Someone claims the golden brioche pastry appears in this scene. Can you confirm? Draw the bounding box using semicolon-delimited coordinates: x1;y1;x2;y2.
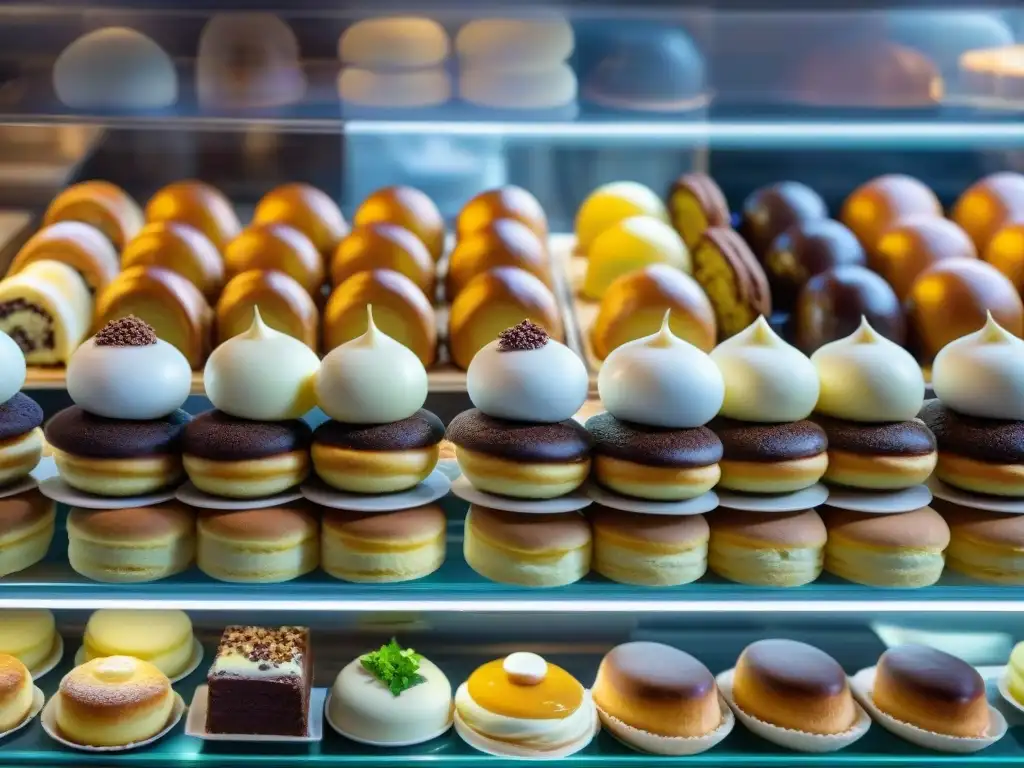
121;221;225;302
253;182;347;258
95;265;213;368
331;223;435;297
591;263;716;357
952;172;1024;253
456;186;548;241
324;269;437;365
445;218;551;301
10;222;119;293
145;180;242;251
216;269;319;349
984;222;1024;295
224;222;326;301
871;217;977;301
56;656;174;747
43;180;143;250
583;216;690;301
906;259;1024;362
448;266;564;370
0;653;33;732
354;185;445;261
840;174;942;251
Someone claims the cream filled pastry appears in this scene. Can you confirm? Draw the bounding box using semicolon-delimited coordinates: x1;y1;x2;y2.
810;318;936;490
312;306;442;493
0;331;43;487
447;321;592;499
45;317;192;496
585;312;723;500
455;652;596;757
709;317;827;493
923;314;1024;495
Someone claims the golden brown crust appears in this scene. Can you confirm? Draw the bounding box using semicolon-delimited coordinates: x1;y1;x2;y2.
253;182;348;258
456;186;548;241
708;508;827;547
840;174;942;251
445;218;551;301
11;222;120;293
353;185;445;262
323;268;437;365
145;180;242;251
224;223;326;300
0;653;30;706
821;505;950;549
198;504;317;542
121;221;226;302
468;504;590;552
824;449;937;490
331;223;435;296
692;227;771;340
68;502;195;543
322;503;445;543
0;490;55;536
43;181;143;251
871;218;977;301
589;505;709;545
59;657;170;719
215;269;319;348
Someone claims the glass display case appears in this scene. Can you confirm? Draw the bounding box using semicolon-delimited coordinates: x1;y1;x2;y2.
0;1;1023;766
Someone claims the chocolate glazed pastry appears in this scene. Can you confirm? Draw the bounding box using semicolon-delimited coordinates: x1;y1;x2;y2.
692;227;772;341
764;219;866;312
667;173;730;250
709;417;828;493
740;182;828;260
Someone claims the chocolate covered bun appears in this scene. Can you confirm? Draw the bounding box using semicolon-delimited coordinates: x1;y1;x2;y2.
447;408;593;463
314;410;444;452
46;406;191;458
692;227;771;340
764;219;866;311
741;181;828;259
183;410;312;461
586;412;722;468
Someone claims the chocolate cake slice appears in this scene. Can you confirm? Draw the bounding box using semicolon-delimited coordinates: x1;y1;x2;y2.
206;626;311;736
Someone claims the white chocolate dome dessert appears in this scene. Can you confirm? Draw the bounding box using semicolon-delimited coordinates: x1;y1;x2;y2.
467;320;588;423
711;316;818;423
204;308;320;421
328;639;453;746
599;312;724;428
0;329;26;404
811;318;925;423
315;306;428;424
932;313;1024;421
66;316;192;420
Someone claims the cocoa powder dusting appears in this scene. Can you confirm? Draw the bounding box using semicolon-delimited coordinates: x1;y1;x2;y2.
94;316;157;347
498;320;548;351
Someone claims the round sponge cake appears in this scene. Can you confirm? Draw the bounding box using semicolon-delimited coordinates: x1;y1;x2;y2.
198;504;318;583
0;653;33;731
83;609;194;680
590;506;708;586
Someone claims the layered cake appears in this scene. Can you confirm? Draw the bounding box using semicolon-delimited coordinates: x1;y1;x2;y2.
206;625;311;736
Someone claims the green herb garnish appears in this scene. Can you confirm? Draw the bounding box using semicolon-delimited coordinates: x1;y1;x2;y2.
361;638;425;696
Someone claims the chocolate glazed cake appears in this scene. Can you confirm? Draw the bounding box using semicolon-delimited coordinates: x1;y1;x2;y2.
206;626;311;736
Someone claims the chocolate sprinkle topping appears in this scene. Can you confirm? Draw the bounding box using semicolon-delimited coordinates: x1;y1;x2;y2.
217;626;307;667
498;320;548;351
94;315;157;347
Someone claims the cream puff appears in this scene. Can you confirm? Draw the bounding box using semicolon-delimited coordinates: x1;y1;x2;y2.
81;609;195;679
589;506;708;586
810;318;937;489
0;330;43;488
197;504;318;583
313;306;443;493
448;320;591;499
46;317;193;496
455;652;596;757
184;309;318;498
924;314;1024;496
708;508;826;586
0;491;55;578
709;317;827;493
588;312;723;500
0;653;34;731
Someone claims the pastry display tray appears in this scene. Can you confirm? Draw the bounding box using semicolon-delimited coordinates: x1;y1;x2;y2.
2;640;1022;767
1;500;1020;612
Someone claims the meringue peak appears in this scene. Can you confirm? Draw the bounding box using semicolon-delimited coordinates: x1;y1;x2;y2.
850;316;884;344
978;312;1017;344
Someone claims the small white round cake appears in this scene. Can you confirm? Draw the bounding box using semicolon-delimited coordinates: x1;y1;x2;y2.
329;654;452;745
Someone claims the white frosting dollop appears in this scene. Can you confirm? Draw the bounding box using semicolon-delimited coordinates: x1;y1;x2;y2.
316;306;428;424
67;327;192;420
0;329;26;403
711;316;819;422
467;323;588;423
598;312;724;428
933;313;1024;420
503;652;548;685
812;317;925;423
204;308;320;421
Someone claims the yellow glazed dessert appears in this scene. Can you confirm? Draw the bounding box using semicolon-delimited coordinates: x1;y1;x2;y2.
583;216;690;300
575;182;668;257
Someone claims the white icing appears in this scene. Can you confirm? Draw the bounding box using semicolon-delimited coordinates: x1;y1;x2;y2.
94;656;137;681
212;648;303;679
455;683;594;750
466;331;588;424
504;652;547;685
711;316;819;422
598;312;724;428
812;318;925;423
0;329;26;403
204;308;320;421
316;306;428;424
66;332;191;420
932;313;1024;420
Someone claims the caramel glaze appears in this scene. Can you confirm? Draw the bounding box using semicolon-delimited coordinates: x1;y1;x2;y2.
600;642;714;701
741;639;846;697
878;645;984;704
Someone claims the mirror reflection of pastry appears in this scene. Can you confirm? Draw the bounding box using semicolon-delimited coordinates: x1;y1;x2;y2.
339;17;449;69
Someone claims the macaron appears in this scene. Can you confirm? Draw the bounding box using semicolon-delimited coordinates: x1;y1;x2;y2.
589;505;708;586
708;508;826;586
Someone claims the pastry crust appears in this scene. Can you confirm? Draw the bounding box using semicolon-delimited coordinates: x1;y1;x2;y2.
11;222;120;293
692;227;771;340
456;446;590;499
331;223;435;297
253;182;347;259
456;186;548;241
311;443;440;494
122;221;225;302
145;180;241;251
445;218;551;301
216;269;319;349
353;185;445;262
224;223;326;301
43;181;143;251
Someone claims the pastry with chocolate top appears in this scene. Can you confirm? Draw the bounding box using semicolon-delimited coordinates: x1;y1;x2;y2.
810;319;936;489
938;498;1024;584
692;227;771;341
740;181;827;259
314;307;443;493
0;329;43;488
47;317;194;496
668;173;729;251
765;219;866;311
206;626;312;736
449;320;590;499
198;504;318;583
590;313;723;499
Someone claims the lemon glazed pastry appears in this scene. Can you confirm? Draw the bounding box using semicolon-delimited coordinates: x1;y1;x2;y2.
81;609;195;680
45;316;193;496
456;652;596;757
313;306;443;494
810;318;937;490
924;314;1024;496
709;317;828;493
0;653;34;732
587;312;723;500
0;330;43;488
185;309;318;498
447;320;592;499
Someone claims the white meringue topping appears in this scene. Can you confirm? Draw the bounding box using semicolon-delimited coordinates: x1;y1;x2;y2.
316;305;428;424
932;313;1024;421
812;317;925;423
0;329;26;404
599;311;724;428
711;316;819;422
